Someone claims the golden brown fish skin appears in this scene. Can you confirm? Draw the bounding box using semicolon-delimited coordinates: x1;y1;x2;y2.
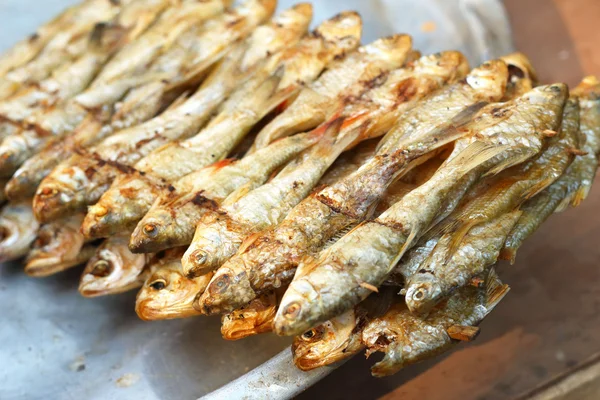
249;34;417;152
0;0;126;99
292;288;396;370
135;248;213;321
0;201;39;262
362;270;508;377
404;210;521;315
81;4;315;238
273;84;567;336
129;131;323;254
221;292;278;340
78;235;152;297
24;213;89;277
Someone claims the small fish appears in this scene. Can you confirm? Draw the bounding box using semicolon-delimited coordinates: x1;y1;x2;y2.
128;131;328;254
274;84;567;336
81;4;314;238
501;76;600;261
292;288;396;371
135;247;213;320
220;292;279;340
0;201;39;262
24;213;93;277
362;269;508;377
78;235;153;297
404;210;521;315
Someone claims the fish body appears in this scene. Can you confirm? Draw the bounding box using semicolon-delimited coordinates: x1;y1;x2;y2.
78;235;152;297
274;84;567;336
135;247;213;320
25;213;93;277
0;201;39;262
362;270;508;377
81;4;315;237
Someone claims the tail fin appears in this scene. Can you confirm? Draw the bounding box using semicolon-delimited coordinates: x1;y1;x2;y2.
484;267;510;315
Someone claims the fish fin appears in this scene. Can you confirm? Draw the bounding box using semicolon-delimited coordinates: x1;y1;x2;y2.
498;247;517;265
237;231;262;255
522;177;555;201
448;141;511;177
167;47;231;92
223;182;255;206
483;149;536;177
323;222;361;250
444;220;478;262
447;325;480;342
387;225;418;273
162;90;191;112
484;268;510;314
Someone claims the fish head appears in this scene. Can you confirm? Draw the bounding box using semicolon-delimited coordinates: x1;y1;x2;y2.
33;159;89;222
79;237;148;297
315;11;362;55
525;83;569;107
273;277;323;336
136;248;210;320
292;308;362;371
195;257;257;315
129;200;187;253
404;273;443;315
466;59;509;102
82;174;158;239
181;214;235;277
0;202;38;262
220;293;277;340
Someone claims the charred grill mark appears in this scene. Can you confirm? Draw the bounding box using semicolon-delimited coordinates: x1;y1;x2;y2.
84;166;96;180
119;187;138;199
135;133;164;149
394;77;419;104
191;192;219;210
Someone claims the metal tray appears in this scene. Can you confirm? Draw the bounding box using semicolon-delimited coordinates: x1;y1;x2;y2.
0;1;512;398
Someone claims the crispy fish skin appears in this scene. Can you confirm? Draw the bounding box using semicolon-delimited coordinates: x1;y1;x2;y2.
78;235;152;297
24;213;90;277
293;288;396;371
135;247;213;320
362;270;508;377
404;210;521;315
0;0;126;99
273;84;567;336
0;201;39;262
129;130;327;254
128;13;364;253
501;77;600;261
33;0;276;223
221;292;278;340
81;4;315;238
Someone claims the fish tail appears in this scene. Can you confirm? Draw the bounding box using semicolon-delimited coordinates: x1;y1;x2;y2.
522;177;555;201
554;195;572;213
483;149;535;177
484;268;510;314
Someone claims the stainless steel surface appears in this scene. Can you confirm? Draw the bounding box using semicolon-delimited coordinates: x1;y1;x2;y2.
0;1;512;399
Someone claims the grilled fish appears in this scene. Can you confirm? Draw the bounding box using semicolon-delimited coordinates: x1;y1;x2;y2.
78;235;152;297
135;247;212;320
362;269;508;377
221;292;279;340
81;4;315;237
274;84;567;336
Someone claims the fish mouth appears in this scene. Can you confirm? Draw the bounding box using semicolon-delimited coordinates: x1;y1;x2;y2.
135;298;200;321
196;267;255;315
24;257;78;277
33;184;74;222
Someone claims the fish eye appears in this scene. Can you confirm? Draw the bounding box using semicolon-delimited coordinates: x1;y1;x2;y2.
283;302;301;320
193;250;208;265
143;223;158;237
149;279;167;291
90;260;112;277
300;326;324;341
301;329;315;340
413;288;425;301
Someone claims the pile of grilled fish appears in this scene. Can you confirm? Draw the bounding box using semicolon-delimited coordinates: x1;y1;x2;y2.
1;0;598;377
